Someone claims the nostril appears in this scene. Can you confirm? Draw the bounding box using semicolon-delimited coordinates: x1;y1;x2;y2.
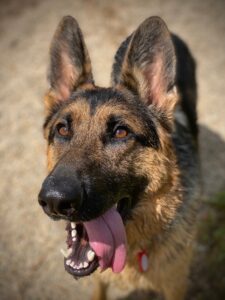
38;171;83;217
39;199;47;207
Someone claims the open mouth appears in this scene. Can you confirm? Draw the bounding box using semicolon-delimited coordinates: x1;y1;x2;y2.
60;205;128;278
62;222;99;278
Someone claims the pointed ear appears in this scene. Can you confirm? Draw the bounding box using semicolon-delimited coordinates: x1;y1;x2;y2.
45;16;94;110
112;17;177;113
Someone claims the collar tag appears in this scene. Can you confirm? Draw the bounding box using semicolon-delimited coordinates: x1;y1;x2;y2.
137;250;149;272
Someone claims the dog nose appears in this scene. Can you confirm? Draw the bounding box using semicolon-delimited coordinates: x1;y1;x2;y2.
38;167;83;218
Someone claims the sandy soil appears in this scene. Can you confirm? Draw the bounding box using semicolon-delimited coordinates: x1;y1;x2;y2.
0;0;225;299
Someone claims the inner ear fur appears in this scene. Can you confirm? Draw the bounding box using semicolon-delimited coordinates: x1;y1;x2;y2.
112;16;178;115
46;16;94;112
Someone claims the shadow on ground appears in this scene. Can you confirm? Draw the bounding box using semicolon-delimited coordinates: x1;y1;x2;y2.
199;126;225;198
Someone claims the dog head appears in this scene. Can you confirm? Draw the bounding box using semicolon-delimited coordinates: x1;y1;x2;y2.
38;16;178;278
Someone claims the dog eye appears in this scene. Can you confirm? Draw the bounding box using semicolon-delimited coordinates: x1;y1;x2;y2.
113;127;129;139
56;123;71;138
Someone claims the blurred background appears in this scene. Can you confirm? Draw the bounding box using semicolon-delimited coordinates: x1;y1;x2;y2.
0;0;225;299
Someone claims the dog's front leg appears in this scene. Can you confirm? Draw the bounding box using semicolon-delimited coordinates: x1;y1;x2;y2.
92;279;108;300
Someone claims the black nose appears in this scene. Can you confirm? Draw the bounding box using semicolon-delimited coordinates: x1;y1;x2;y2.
38;166;83;218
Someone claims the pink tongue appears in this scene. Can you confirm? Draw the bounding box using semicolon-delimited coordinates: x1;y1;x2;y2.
84;207;127;273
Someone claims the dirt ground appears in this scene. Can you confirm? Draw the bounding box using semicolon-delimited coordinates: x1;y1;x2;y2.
0;0;225;299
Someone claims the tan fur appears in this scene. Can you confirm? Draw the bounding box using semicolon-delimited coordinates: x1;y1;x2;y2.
44;91;197;300
90;111;194;300
42;16;199;300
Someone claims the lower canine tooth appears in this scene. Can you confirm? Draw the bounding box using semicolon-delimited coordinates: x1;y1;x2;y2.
83;262;88;268
72;237;76;242
60;248;68;258
60;248;72;258
66;259;71;265
87;250;95;262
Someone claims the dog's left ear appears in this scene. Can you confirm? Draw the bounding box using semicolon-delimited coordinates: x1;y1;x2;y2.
45;16;94;111
112;17;177;115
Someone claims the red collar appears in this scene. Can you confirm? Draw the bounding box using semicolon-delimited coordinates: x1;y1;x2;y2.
137;250;149;272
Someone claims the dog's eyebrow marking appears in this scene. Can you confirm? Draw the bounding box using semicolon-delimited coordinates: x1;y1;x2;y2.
44;113;55;130
72;88;128;116
43;99;75;130
43;102;67;129
106;114;126;128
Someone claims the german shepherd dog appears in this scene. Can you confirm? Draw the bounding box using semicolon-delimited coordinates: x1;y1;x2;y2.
38;16;200;300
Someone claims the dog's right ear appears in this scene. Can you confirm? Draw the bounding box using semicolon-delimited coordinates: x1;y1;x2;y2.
45;16;94;112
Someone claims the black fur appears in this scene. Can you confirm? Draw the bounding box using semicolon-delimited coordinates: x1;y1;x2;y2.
44;87;160;150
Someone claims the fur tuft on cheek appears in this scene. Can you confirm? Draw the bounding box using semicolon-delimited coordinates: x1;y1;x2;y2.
47;146;56;172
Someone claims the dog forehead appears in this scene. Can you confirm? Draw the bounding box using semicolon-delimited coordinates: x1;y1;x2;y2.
75;87;127;107
68;88;132;120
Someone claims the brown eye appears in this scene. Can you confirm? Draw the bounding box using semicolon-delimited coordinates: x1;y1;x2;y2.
57;123;70;137
114;127;129;139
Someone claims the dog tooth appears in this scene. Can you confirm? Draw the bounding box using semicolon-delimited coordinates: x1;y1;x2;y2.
83;262;88;268
60;248;68;258
70;261;75;267
87;250;95;262
71;229;77;237
71;222;76;229
66;259;71;265
60;248;73;258
72;237;76;242
78;263;82;269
